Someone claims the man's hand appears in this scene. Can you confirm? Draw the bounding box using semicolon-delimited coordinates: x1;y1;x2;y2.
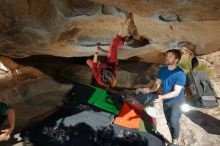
154;95;162;103
0;128;12;141
0;133;10;141
1;128;12;135
140;88;151;94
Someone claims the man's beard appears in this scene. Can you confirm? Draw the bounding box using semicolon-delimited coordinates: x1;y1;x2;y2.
165;60;176;65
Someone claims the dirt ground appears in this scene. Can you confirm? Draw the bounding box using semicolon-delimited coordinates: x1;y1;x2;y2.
156;101;220;146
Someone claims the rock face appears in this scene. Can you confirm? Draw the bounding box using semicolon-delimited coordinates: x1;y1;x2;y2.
59;64;93;85
58;61;159;88
0;56;72;130
14;55;159;88
0;0;220;63
117;61;159;88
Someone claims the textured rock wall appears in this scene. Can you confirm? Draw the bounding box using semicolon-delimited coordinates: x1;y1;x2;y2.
0;56;72;130
0;0;219;63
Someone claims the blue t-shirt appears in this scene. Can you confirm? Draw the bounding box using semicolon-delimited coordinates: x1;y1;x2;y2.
158;66;186;103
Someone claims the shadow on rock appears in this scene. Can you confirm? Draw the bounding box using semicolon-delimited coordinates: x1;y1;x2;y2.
185;110;220;135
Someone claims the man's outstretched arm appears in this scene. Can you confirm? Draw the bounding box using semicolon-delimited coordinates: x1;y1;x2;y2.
158;85;183;100
150;79;162;92
118;23;125;36
7;108;15;134
140;79;162;94
118;16;129;36
92;46;99;63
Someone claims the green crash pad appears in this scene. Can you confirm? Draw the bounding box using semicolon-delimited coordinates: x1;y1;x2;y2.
88;86;119;115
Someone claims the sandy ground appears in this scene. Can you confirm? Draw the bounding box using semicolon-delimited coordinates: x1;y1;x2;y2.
156;101;220;146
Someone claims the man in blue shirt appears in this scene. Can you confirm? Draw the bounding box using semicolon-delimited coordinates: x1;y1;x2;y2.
139;49;186;146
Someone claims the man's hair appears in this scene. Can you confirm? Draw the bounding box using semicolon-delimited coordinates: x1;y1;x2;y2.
166;49;182;63
101;68;117;87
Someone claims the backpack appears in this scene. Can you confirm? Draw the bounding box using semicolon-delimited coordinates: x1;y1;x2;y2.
188;70;218;108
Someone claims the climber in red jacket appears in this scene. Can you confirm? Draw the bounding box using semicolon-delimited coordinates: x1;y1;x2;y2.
87;18;132;88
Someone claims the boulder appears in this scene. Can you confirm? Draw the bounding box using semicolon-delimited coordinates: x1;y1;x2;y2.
0;56;72;130
59;64;93;85
0;0;219;63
